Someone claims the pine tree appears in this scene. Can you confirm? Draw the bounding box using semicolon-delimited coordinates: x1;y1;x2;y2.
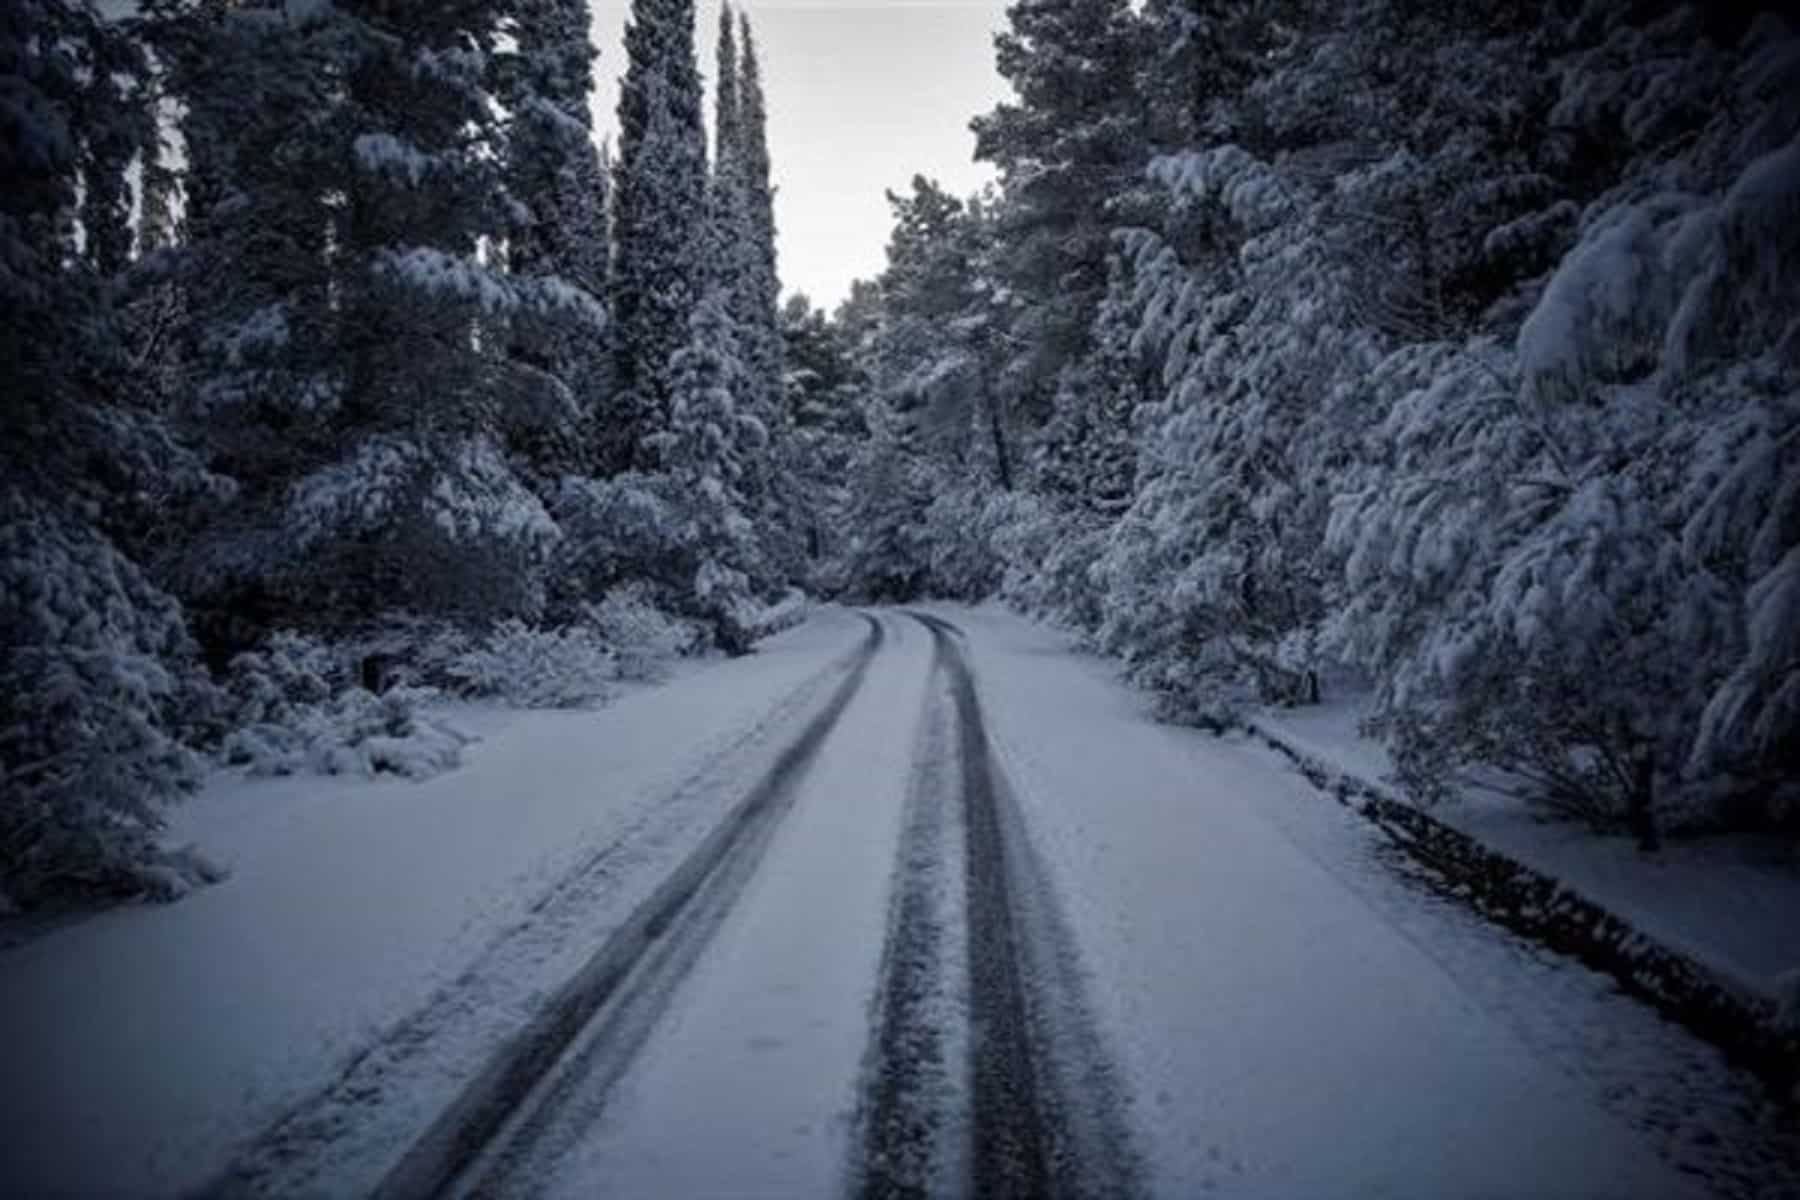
146;0;351;657
1034;256;1141;520
500;0;612;489
971;0;1146;412
610;0;708;473
2;0;216;907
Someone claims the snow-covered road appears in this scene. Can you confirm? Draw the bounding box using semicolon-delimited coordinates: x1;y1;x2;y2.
5;606;1786;1197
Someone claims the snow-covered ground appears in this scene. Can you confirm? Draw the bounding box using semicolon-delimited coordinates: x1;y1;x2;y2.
937;605;1745;1198
507;615;939;1198
0;609;870;1197
1247;696;1800;999
4;605;1793;1198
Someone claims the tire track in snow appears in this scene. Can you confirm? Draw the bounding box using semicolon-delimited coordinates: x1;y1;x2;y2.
857;611;1139;1199
855;619;964;1199
369;613;885;1200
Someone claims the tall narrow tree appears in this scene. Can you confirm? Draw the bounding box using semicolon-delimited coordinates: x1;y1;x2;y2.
736;14;783;420
713;3;741;175
610;0;708;472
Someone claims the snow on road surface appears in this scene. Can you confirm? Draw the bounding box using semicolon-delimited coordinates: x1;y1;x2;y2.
5;604;1788;1198
474;613;937;1198
924;604;1735;1199
0;609;873;1198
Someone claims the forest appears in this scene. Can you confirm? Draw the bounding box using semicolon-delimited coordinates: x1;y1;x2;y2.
4;0;1798;911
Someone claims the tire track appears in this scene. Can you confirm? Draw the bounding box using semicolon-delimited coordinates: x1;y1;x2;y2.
858;611;1139;1199
367;612;886;1200
856;625;964;1199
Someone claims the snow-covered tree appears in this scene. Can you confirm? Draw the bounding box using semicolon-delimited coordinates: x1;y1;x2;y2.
1324;9;1800;838
734;15;784;428
2;1;218;906
778;294;868;576
499;0;613;490
972;0;1147;414
646;290;765;651
610;0;707;472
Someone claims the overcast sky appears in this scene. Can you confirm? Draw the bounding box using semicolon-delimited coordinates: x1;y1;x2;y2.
589;0;1012;310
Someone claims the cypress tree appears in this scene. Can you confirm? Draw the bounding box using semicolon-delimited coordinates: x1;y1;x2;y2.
610;0;708;472
736;14;783;422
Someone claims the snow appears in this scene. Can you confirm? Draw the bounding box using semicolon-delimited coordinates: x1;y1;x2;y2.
375;246;522;314
1245;693;1800;1000
926;604;1712;1198
0;609;871;1198
353;132;441;187
525;614;937;1198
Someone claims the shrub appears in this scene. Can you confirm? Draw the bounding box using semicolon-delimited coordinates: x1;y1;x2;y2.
444;619;619;708
221;633;473;779
581;583;696;681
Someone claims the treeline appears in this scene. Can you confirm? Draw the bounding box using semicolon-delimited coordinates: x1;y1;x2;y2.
830;0;1800;844
2;0;803;906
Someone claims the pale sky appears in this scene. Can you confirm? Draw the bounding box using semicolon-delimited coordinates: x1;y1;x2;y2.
589;0;1013;309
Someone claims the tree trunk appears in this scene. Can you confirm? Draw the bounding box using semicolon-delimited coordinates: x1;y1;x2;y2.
987;397;1013;492
1629;745;1660;853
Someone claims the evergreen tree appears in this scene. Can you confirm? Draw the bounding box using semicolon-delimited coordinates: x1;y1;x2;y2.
500;0;612;489
735;15;783;422
2;0;216;906
780;295;869;571
610;0;708;473
647;290;764;651
971;0;1147;413
713;3;741;173
146;0;352;658
733;16;799;583
1033;255;1142;520
701;1;751;305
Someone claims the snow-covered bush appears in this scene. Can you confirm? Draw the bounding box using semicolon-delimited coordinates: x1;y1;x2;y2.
222;685;472;780
581;583;697;682
744;587;811;640
220;632;473;778
445;619;619;708
224;630;339;726
0;493;221;906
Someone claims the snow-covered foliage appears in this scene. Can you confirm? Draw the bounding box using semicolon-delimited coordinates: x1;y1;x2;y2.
647;289;768;652
1;3;222;907
837;0;1800;840
582;583;697;682
1;0;806;910
444;620;619;710
219;631;472;778
0;493;214;905
609;0;709;474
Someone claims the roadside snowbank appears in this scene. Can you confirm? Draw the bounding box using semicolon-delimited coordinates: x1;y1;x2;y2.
1248;696;1800;1001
